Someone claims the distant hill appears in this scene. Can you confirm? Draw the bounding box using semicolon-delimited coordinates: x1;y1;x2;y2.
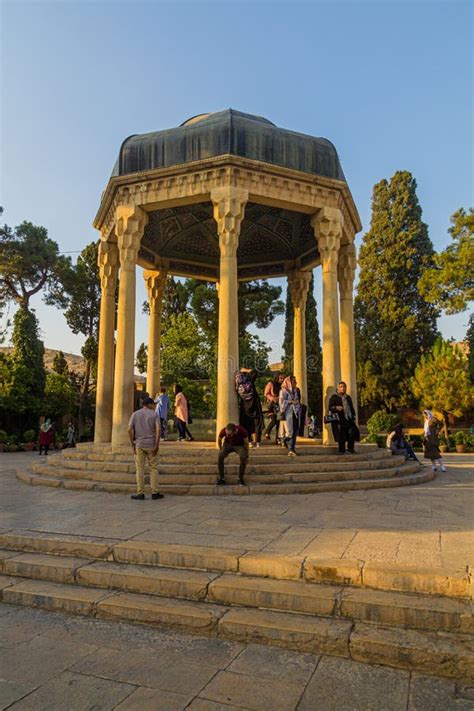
0;347;147;382
0;347;86;375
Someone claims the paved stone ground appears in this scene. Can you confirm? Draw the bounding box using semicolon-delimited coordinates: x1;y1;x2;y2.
1;452;473;568
0;452;473;710
1;605;473;710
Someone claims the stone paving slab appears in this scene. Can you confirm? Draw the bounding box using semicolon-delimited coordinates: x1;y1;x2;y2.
0;604;472;710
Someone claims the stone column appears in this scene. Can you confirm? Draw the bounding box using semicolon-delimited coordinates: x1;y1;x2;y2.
94;241;118;443
211;186;248;440
338;242;358;416
143;269;167;399
111;205;148;446
287;269;311;406
311;207;343;444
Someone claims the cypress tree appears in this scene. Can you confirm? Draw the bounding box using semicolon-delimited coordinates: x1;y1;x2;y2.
283;272;322;414
354;171;439;412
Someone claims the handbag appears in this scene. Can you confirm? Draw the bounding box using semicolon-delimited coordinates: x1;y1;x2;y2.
324;412;339;424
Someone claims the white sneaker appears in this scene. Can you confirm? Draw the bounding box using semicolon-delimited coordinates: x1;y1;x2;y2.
432;465;437;472
441;466;446;472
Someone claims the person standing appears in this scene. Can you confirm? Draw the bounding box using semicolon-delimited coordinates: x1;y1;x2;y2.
127;397;164;500
217;422;249;486
174;384;194;441
423;410;446;473
235;369;264;447
155;387;170;440
66;422;76;448
279;375;301;457
38;419;54;455
263;373;284;442
328;382;357;454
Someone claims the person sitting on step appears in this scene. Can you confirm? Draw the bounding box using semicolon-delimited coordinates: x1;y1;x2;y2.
217;423;249;486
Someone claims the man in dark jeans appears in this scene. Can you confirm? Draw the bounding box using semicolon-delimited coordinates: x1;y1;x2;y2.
328;381;357;454
217;423;249;486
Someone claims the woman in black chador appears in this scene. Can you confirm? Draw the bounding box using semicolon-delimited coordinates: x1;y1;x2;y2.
235;370;264;448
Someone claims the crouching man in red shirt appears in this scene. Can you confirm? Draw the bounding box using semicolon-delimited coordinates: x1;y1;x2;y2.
217;423;249;486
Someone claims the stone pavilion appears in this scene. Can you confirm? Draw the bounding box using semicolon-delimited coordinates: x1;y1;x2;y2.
93;110;361;445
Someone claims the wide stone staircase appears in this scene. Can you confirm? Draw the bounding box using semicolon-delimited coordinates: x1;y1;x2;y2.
17;441;433;495
0;529;472;680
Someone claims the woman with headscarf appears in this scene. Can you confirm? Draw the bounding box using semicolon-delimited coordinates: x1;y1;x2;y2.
422;410;446;472
263;372;284;442
235;369;264;447
278;375;301;457
38;419;54;455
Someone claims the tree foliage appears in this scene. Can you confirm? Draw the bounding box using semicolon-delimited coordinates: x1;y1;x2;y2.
411;338;472;437
43;372;77;420
0;309;45;429
160;311;211;382
62;241;101;342
135;342;148;375
466;313;474;384
418;208;474;314
52;350;69;376
283;273;322;414
355;171;439;412
0;219;71;310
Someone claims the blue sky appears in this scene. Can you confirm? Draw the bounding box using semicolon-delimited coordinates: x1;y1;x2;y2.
1;0;472;362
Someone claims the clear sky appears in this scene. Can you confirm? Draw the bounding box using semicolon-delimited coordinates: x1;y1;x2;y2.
1;0;472;362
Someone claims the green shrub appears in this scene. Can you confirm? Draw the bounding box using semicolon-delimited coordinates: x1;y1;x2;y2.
362;433;384;447
81;426;93;441
367;411;400;436
454;431;466;445
448;435;456;449
409;434;423;450
0;430;7;443
22;429;36;443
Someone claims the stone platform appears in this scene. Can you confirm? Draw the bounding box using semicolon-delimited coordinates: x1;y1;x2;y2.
17;441;431;496
2;452;473;698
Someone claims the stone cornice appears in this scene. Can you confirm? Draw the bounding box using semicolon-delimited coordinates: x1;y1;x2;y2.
94;155;361;241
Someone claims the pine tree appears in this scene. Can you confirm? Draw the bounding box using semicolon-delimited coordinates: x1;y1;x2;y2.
419;207;474;315
411;338;472;441
283;273;322;414
355;171;439;412
135;343;148;375
0;309;46;429
52;350;69;376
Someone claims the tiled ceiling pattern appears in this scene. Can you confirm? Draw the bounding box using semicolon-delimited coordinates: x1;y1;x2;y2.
139;202;319;278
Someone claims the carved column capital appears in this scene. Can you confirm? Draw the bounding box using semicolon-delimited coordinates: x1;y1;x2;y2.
115;205;148;270
98;241;119;296
338;243;357;299
211;187;248;257
311;206;344;272
288;269;311;309
143;269;167;312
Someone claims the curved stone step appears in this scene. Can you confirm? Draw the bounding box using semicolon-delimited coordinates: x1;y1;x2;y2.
17;465;432;495
47;453;401;476
31;459;409;485
61;443;383;463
